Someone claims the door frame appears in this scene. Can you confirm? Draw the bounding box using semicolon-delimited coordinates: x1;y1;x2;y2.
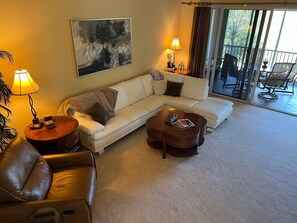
208;6;274;103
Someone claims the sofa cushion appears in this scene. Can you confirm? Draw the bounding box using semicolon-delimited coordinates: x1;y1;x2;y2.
116;106;149;122
109;83;130;111
139;74;154;96
191;97;233;120
74;115;105;135
162;72;184;83
91;116;130;140
153;79;167;95
164;81;183;97
121;77;147;104
132;96;165;112
180;76;209;100
150;95;174;103
0;138;52;202
85;102;111;125
167;97;199;111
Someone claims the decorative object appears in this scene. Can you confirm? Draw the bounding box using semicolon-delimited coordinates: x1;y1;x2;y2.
11;68;43;129
168;37;181;70
71;18;132;77
149;70;164;81
0;50;18;152
262;60;268;70
165;111;177;124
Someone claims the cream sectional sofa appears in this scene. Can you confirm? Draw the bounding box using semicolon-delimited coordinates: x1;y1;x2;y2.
58;71;233;154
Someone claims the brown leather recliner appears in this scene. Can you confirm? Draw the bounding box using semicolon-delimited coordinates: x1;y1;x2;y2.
0;137;97;223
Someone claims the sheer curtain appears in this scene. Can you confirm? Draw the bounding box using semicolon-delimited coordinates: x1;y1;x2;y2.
189;7;211;78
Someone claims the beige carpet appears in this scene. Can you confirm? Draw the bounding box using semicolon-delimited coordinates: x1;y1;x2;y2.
92;101;297;223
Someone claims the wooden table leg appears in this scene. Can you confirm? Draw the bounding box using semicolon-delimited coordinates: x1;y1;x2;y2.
162;133;167;159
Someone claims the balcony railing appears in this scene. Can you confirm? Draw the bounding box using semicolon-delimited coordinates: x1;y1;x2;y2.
223;44;297;68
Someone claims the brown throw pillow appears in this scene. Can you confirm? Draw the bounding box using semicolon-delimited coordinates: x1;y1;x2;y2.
164;81;183;97
86;103;111;125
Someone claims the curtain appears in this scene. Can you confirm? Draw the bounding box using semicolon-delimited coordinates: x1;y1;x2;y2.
189;7;211;78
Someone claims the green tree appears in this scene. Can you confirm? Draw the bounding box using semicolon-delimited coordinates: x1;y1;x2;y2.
225;10;252;46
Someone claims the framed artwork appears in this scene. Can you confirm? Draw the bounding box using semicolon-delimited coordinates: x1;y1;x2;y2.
71;18;132;77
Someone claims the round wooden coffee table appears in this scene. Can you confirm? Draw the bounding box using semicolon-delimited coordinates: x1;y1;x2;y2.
146;108;207;158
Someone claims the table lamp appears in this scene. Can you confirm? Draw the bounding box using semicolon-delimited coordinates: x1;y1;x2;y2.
169;37;182;69
11;68;43;129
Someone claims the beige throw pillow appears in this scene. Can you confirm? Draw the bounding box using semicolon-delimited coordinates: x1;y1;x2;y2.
152;79;167;95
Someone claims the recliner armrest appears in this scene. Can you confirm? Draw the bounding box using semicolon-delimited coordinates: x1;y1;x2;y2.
44;151;96;171
0;197;92;223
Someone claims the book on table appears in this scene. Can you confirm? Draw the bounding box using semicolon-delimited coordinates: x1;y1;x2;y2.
172;118;195;129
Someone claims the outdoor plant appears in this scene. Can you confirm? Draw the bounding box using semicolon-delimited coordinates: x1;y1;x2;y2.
0;50;16;150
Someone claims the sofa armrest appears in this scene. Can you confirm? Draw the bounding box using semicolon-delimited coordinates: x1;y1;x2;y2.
0;198;92;223
44;151;96;171
75;116;105;135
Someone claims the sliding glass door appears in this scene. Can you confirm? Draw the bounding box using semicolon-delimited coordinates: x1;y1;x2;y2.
251;10;297;115
207;7;297;116
208;8;271;102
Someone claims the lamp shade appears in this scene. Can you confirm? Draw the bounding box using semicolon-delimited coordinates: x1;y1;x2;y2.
11;69;39;96
169;37;181;50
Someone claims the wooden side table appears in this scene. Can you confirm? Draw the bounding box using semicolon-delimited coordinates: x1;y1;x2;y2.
24;116;80;155
167;69;192;75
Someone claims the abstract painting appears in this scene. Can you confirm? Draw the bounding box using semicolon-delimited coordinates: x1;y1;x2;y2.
71;18;132;76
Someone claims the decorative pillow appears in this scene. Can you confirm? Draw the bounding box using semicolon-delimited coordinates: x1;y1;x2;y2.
85;103;111;125
150;70;164;80
152;79;167;95
164;81;184;97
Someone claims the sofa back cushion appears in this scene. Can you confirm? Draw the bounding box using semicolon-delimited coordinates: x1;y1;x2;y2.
162;72;185;83
0;138;52;203
139;74;154;96
109;83;130;111
121;77;147;104
180;76;209;100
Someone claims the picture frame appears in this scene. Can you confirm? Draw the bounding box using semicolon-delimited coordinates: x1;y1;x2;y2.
70;18;132;77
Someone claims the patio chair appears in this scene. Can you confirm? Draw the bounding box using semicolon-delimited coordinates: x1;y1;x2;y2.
273;63;297;95
221;53;243;93
257;62;295;101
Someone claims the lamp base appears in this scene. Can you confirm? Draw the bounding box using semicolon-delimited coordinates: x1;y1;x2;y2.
30;118;44;130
